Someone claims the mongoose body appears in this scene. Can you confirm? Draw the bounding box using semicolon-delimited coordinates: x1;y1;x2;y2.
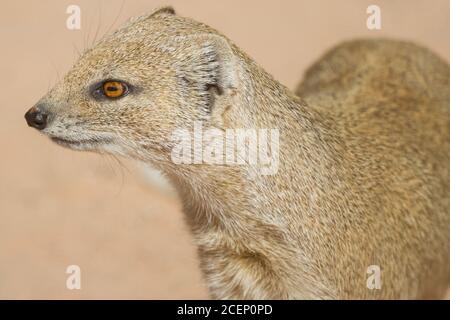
25;8;450;299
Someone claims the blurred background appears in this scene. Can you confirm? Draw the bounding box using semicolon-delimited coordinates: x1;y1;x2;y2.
1;0;449;299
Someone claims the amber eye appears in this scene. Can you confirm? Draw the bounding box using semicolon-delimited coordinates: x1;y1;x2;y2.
102;81;128;99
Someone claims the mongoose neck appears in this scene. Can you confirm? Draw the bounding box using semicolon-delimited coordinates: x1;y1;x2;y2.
164;55;338;236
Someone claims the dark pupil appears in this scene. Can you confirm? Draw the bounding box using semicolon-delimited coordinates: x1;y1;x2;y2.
106;85;118;91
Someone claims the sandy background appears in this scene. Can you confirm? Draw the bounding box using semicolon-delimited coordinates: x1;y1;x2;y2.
1;0;449;299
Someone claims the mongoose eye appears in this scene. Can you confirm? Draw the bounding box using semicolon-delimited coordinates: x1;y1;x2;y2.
99;80;129;99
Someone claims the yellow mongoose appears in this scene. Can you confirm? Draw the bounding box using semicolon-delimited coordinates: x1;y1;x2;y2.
25;7;450;299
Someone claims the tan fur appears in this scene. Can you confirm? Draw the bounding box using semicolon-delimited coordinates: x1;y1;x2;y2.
26;7;450;299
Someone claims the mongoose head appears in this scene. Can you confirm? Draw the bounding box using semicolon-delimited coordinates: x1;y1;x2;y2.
25;7;240;166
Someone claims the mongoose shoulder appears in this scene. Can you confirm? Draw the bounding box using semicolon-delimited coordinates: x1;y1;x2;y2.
25;8;450;299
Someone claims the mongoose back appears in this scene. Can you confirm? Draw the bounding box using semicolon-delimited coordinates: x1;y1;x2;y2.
25;7;450;299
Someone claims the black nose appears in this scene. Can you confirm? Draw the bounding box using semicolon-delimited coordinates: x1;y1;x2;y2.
25;106;48;130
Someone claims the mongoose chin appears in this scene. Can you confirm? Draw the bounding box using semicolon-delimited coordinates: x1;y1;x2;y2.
25;7;450;299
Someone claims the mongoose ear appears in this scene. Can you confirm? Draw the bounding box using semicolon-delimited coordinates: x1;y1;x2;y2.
124;7;176;29
201;34;239;95
150;6;176;17
178;34;239;108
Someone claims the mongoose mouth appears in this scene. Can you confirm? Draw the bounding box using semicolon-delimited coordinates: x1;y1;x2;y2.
50;136;112;148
